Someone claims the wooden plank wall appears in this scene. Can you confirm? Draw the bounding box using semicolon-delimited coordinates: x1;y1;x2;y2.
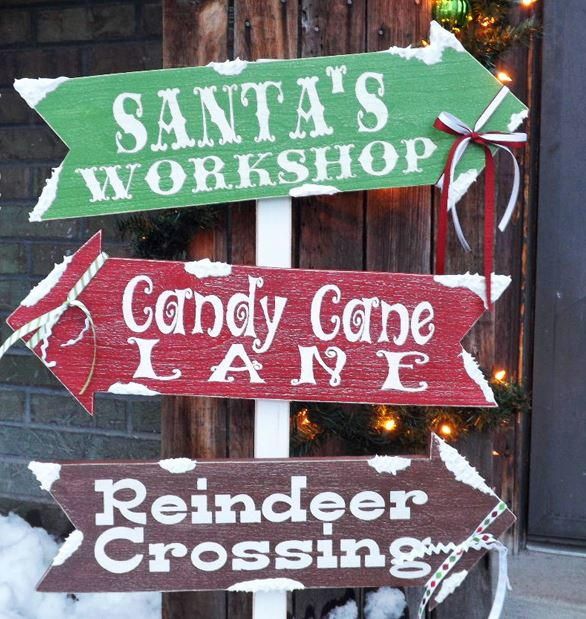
160;1;536;617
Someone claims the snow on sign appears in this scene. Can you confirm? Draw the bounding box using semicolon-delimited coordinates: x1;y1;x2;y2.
29;435;515;614
15;22;527;222
4;233;510;415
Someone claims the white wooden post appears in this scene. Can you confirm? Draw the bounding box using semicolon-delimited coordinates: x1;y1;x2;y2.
253;197;292;619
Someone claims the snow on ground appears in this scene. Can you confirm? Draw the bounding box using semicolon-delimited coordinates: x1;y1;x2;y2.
326;587;406;619
0;513;160;619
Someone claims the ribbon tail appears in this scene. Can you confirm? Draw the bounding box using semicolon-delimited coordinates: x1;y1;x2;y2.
436;137;467;274
497;146;522;232
450;205;472;252
68;299;97;396
487;542;510;619
484;147;496;311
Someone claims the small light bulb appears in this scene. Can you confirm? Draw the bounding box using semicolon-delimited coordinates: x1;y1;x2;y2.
479;16;496;27
439;423;453;437
383;418;397;432
494;369;507;382
520;0;537;7
497;71;513;84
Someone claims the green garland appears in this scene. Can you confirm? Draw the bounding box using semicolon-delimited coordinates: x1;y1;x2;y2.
291;377;530;456
118;207;219;260
434;0;540;71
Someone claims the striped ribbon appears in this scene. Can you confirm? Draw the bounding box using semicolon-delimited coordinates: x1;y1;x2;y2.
434;86;527;310
0;252;107;395
416;500;510;618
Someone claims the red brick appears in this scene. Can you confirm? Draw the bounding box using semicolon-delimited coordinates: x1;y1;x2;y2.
0;9;32;44
30;242;78;276
0;89;36;125
0;243;28;275
0;48;81;85
140;3;162;37
0;205;79;240
87;41;162;74
37;5;135;43
0;127;65;161
0;167;32;200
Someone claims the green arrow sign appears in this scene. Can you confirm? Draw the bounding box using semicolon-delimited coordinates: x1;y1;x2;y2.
16;22;527;222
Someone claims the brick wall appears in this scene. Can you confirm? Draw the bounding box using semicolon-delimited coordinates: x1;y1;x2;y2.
0;0;163;532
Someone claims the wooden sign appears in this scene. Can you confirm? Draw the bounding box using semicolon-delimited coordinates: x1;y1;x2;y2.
29;435;514;611
6;232;510;414
15;22;527;222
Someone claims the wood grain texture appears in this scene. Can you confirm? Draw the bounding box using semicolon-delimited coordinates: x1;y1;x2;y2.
364;4;434;615
163;0;228;68
162;4;231;617
365;0;434;276
491;5;538;554
295;1;365;615
431;179;496;619
233;4;298;614
36;439;515;600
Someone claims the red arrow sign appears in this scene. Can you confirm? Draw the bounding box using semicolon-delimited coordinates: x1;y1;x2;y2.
29;435;514;611
6;232;509;414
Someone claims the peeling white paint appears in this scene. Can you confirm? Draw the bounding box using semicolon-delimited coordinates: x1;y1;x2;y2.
158;458;197;474
14;76;69;108
460;349;497;405
107;382;160;396
29;163;63;222
387;21;465;65
227;578;305;593
28;461;61;492
435;434;495;495
368;456;411;476
184;258;232;279
52;530;83;566
20;253;72;307
208;58;248;76
289;183;339;197
508;109;528;132
435;570;468;603
433;272;511;308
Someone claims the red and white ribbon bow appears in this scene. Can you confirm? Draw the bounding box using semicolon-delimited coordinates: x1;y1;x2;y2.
434;86;527;310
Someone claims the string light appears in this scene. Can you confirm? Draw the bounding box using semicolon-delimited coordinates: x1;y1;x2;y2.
496;71;513;84
494;369;507;383
479;16;496;28
374;406;401;434
430;413;460;442
291;379;529;453
438;423;454;438
520;0;537;7
294;408;321;441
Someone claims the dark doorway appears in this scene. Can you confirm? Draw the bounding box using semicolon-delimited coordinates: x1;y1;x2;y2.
529;1;586;545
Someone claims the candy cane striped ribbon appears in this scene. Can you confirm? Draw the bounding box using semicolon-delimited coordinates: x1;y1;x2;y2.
434;86;527;310
0;252;107;395
417;500;510;618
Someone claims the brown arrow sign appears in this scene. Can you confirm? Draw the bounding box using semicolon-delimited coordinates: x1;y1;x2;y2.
30;435;514;610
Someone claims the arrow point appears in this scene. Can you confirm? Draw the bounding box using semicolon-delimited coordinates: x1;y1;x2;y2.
460;348;496;406
76;390;97;417
13;76;69;109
